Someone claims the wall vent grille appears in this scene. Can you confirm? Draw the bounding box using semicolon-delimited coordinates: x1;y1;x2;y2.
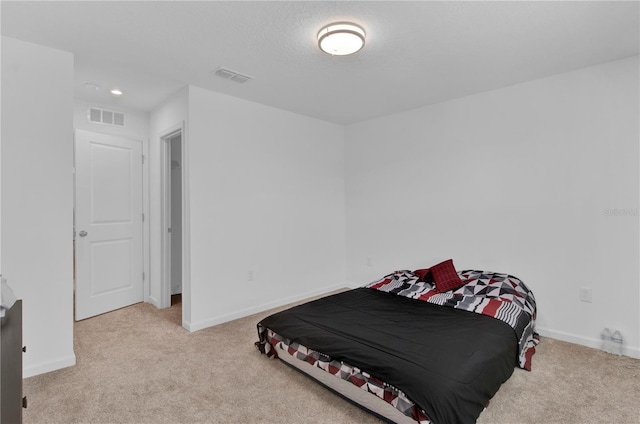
212;67;253;84
88;107;125;127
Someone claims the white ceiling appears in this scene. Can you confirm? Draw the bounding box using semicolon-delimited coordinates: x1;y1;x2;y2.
2;1;638;125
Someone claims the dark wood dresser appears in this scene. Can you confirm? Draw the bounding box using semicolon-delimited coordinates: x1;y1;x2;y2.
1;299;24;424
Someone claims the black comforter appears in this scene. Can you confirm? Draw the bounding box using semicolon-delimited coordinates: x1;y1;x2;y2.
257;288;517;424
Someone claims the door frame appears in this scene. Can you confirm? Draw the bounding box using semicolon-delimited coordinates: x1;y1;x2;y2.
159;123;185;310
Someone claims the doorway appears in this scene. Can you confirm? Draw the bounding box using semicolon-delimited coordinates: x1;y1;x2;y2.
162;130;183;311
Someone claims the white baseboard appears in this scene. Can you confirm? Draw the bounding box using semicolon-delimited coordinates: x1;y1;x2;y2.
24;354;76;378
537;327;640;359
183;283;347;332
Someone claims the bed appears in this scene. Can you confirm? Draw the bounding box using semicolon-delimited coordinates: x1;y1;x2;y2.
256;260;538;424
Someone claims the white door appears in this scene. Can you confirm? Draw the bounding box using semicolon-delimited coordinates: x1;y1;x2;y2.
75;130;144;320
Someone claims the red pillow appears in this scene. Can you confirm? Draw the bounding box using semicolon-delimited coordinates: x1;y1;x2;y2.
413;268;430;281
430;259;464;293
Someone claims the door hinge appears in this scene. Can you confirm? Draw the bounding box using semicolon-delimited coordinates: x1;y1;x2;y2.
142;155;145;164
143;272;145;281
142;213;145;222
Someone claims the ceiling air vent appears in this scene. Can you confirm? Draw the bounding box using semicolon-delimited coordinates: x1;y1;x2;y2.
212;67;253;84
88;107;125;127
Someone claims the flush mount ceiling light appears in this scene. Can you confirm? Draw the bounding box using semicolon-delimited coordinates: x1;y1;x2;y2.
109;88;123;96
317;22;366;56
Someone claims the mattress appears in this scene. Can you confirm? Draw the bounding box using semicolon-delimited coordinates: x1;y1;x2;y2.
257;288;520;423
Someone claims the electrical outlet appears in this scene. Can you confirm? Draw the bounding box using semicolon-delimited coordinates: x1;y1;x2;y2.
579;287;592;303
248;271;254;282
366;257;372;267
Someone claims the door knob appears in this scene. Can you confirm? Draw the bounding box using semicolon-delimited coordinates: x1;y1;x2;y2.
79;231;88;237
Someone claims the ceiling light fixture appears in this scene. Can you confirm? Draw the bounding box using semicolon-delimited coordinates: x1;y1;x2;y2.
317;22;366;56
110;89;123;96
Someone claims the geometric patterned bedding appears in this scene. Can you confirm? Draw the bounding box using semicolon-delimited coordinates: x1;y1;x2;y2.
366;269;539;370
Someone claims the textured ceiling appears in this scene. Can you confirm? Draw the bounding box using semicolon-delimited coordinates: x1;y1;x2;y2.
2;1;639;125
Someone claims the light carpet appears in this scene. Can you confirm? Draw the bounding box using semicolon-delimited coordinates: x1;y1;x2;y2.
23;297;640;423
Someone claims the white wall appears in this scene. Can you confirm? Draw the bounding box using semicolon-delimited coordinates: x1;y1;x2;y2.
186;86;346;330
345;56;640;358
1;37;76;376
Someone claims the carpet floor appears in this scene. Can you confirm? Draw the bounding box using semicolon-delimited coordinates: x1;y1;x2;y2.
23;296;640;423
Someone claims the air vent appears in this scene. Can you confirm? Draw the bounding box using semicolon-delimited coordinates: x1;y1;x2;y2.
214;68;236;79
88;107;125;127
212;67;253;84
113;112;125;126
89;107;101;122
102;110;113;124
